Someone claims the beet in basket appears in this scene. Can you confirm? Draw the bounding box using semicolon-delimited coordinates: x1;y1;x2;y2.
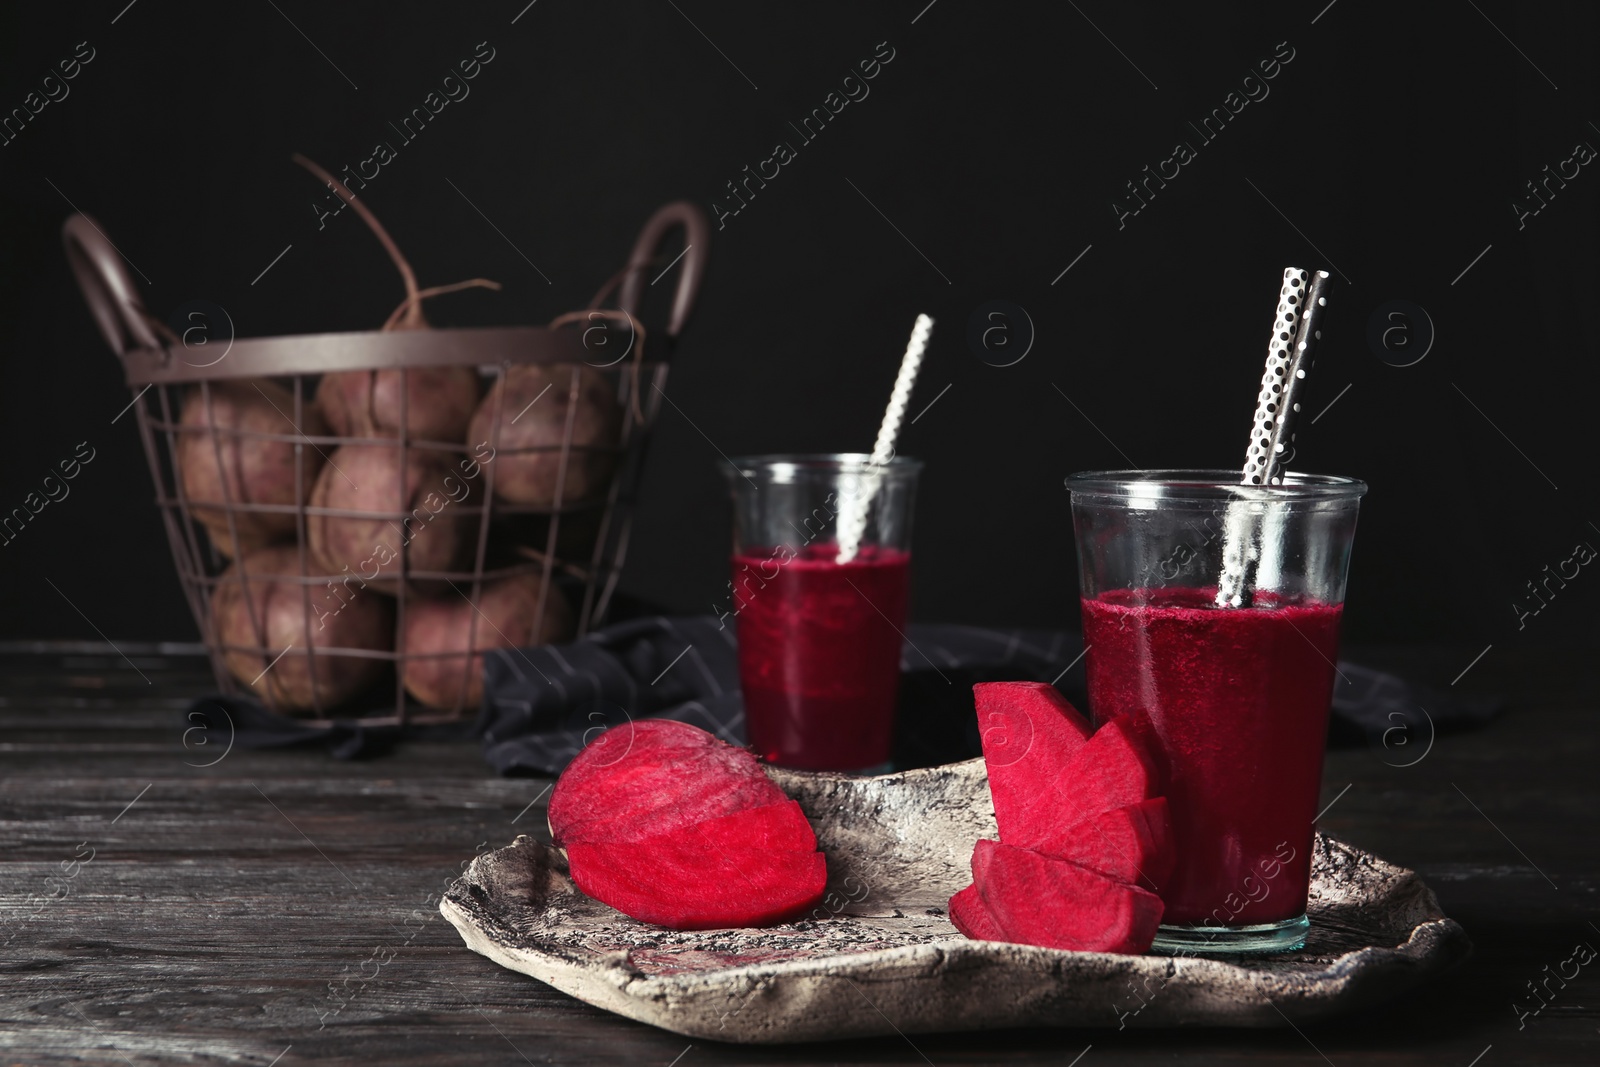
64;192;709;727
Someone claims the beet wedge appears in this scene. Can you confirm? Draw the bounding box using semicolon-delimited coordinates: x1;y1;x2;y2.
549;719;788;845
1037;797;1175;893
561;798;816;851
1004;710;1171;844
1052;717;1163;828
974;682;1092;846
972;840;1164;954
947;883;1007;942
565;837;827;930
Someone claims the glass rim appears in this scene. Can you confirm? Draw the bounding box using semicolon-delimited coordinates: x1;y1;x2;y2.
723;453;924;481
1065;468;1366;503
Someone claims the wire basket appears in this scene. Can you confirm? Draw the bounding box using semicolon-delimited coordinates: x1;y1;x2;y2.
64;202;709;726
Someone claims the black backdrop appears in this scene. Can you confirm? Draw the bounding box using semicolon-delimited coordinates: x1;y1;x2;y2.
2;1;1596;653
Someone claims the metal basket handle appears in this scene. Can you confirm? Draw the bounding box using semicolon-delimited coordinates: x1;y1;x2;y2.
61;213;163;359
609;201;710;340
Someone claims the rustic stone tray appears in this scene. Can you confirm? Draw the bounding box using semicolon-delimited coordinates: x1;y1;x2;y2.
440;758;1470;1043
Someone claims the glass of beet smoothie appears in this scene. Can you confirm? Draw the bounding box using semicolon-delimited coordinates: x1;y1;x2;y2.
1065;469;1365;953
722;454;921;771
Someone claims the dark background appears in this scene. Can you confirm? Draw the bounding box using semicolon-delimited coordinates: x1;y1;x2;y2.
1;0;1596;652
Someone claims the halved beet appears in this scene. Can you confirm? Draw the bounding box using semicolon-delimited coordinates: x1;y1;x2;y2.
550;720;828;930
551;718;745;807
947;883;1007;942
561;798;816;851
566;836;827;930
1039;797;1175;893
975;682;1092;846
971;840;1163;954
549;719;788;845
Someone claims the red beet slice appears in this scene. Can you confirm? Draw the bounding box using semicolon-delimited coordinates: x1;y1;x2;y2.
565;837;826;930
975;682;1092;845
986;714;1160;845
947;883;1007;942
1038;798;1175;893
561;798;816;851
1121;796;1175;891
975;686;1161;849
1054;717;1162;823
1110;709;1171;793
972;840;1163;954
549;719;787;845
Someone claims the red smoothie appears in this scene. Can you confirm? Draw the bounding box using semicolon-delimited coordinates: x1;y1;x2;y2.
733;544;910;770
1080;587;1342;926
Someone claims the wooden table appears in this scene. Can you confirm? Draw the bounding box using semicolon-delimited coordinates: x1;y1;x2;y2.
2;643;1595;1065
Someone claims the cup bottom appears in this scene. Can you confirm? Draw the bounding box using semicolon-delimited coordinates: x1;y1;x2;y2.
848;760;895;776
1150;914;1309;955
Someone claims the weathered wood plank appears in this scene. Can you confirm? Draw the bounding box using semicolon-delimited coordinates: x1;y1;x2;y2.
0;647;1596;1064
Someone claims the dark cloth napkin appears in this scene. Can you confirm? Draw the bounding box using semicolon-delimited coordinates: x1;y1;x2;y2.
184;615;1500;771
474;616;1502;776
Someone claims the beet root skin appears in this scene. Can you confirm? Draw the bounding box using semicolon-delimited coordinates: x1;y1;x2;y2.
468;363;621;507
399;573;573;709
305;444;473;593
317;366;479;444
178;380;327;557
211;545;393;712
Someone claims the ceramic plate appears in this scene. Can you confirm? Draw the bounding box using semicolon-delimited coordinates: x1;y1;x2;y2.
441;758;1469;1043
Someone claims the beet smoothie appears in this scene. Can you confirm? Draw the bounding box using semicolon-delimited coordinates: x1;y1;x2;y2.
733;545;910;770
1080;587;1343;926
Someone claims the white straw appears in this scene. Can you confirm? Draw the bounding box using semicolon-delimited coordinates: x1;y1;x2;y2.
1216;268;1329;608
835;314;933;564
